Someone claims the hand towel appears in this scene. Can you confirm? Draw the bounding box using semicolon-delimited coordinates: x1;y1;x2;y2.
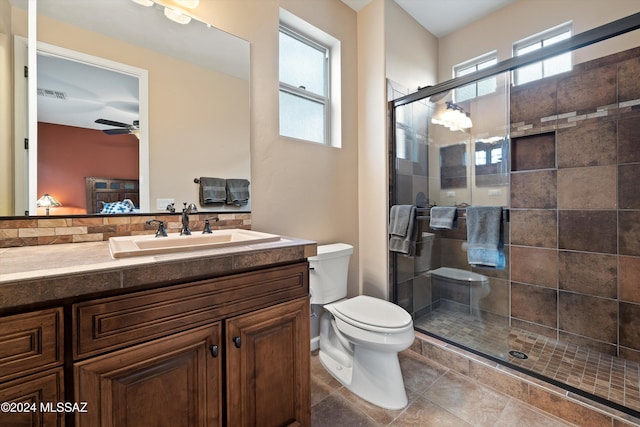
198;177;227;205
226;179;250;206
389;205;417;255
429;206;458;229
466;206;505;269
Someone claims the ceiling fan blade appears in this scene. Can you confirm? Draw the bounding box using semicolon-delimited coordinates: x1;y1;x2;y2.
102;128;131;135
95;118;130;128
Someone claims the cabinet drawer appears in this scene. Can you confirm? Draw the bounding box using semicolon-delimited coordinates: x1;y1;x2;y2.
73;262;308;359
0;307;63;383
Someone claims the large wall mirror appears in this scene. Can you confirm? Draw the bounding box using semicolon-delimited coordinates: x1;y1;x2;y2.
5;0;250;216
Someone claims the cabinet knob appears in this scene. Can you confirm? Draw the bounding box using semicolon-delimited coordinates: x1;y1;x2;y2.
209;344;219;358
233;336;242;348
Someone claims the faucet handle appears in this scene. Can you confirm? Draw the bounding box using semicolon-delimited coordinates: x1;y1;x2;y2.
202;217;219;234
146;219;168;237
182;202;198;213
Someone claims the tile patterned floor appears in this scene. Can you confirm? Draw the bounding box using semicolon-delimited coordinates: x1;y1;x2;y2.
310;350;575;426
413;307;640;414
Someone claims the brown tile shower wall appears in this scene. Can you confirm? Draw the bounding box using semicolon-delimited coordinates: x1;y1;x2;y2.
0;213;252;248
510;46;640;361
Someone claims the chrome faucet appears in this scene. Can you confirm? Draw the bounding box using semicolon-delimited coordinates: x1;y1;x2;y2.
181;202;198;235
146;219;167;237
202;217;219;234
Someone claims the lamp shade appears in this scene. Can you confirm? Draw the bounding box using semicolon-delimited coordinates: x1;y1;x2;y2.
36;193;62;208
37;194;62;215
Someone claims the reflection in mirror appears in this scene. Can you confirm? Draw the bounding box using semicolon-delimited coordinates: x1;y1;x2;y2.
426;70;510;207
428;91;472;206
5;0;250;217
439;144;467;189
36;48;144;215
474;137;509;187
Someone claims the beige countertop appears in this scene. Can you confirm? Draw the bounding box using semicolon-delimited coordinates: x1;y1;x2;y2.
0;236;316;310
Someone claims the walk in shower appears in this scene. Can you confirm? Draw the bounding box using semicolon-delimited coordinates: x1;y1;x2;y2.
390;14;640;417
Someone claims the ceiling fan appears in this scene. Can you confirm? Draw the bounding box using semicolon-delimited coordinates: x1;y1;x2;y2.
95;118;140;138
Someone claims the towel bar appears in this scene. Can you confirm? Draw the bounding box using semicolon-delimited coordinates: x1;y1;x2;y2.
414;207;509;222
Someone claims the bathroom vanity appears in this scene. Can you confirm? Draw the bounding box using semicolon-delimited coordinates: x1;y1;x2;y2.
0;235;315;426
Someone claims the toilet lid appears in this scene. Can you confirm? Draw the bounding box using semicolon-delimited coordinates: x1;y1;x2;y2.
332;295;412;329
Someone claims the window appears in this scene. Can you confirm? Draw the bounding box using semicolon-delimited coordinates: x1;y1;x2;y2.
513;23;572;85
475;150;487;166
279;26;328;144
454;54;498;102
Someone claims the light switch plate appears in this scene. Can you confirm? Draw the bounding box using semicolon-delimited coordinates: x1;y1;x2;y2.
156;198;175;210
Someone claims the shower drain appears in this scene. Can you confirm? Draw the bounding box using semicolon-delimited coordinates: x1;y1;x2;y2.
508;350;528;360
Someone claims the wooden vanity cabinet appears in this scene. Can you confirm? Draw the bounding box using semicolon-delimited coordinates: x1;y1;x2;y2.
226;297;310;427
0;307;65;427
71;261;310;427
75;324;223;426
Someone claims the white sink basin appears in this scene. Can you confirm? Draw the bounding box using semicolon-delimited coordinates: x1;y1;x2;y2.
109;229;281;258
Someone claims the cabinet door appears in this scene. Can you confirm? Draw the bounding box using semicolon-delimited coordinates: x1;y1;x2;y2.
226;297;310;427
0;368;64;427
75;323;222;427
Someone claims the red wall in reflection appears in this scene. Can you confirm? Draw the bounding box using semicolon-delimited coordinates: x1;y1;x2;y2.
37;122;138;214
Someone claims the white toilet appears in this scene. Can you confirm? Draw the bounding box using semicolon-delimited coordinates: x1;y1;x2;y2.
309;243;414;410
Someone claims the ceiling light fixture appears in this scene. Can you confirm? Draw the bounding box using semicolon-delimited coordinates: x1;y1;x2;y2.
131;0;154;6
132;0;211;27
174;0;199;9
431;101;472;131
164;7;192;24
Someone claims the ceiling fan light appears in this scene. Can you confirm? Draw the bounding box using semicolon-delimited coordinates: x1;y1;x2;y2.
131;0;154;6
174;0;199;9
164;7;192;24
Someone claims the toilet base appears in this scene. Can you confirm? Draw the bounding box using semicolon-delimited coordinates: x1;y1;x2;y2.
319;344;409;410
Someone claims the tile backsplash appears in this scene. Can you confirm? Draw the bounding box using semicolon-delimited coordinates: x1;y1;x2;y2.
0;213;251;248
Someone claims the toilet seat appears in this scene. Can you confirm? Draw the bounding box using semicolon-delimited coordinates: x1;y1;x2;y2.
330;295;413;334
429;267;488;285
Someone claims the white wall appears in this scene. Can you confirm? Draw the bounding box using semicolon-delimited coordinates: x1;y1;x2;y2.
354;0;439;300
357;0;387;298
207;0;362;296
385;0;438;93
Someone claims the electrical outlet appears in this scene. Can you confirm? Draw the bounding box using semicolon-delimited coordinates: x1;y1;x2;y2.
488;189;502;196
446;191;456;198
156;198;175;211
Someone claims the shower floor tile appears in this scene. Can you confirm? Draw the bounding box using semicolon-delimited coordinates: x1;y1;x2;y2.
414;307;640;414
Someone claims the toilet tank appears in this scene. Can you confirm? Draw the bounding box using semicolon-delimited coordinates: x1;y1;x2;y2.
308;243;353;304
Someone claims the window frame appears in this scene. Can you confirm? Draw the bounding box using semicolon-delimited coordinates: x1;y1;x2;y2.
279;24;331;145
513;22;573;85
453;52;498;102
